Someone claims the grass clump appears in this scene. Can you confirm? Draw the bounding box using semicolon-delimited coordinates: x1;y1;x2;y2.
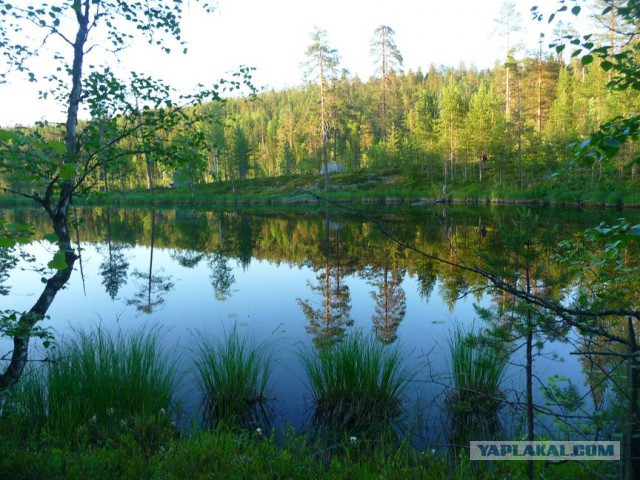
301;330;410;438
447;324;509;446
195;326;274;429
14;325;177;449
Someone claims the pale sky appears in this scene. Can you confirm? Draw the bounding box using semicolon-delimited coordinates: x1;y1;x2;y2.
0;0;566;126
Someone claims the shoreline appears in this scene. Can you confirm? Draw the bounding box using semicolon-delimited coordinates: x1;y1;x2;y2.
80;194;639;210
1;189;637;210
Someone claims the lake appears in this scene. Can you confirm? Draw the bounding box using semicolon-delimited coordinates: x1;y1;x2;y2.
2;204;638;444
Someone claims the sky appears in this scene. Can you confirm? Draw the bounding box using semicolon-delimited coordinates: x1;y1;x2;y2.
0;0;567;126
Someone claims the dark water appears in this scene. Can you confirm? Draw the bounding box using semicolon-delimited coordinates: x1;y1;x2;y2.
2;204;638;442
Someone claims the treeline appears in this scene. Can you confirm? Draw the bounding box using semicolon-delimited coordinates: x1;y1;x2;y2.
204;56;640;183
2;5;640;195
77;56;640;192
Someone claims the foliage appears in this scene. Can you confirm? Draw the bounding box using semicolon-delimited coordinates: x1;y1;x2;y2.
304;27;341;190
1;54;630;194
370;24;404;140
0;3;638;196
0;1;250;199
0;422;611;480
532;0;640;169
0;0;258;398
556;218;640;313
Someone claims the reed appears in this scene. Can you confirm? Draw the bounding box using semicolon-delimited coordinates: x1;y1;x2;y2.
15;325;178;446
301;330;410;437
194;326;274;429
447;324;508;445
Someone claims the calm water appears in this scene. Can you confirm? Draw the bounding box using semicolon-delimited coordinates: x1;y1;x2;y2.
2;205;638;440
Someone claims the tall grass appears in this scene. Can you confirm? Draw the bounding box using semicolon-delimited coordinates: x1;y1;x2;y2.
301;330;410;437
194;327;274;429
447;324;509;446
16;325;177;446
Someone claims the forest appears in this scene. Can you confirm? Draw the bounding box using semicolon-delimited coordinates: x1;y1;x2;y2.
2;1;640;479
1;3;639;198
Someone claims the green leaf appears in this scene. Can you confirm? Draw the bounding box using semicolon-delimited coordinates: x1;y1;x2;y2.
0;129;16;142
602;138;622;153
581;55;594;65
58;163;77;180
601;61;614;71
43;233;59;243
0;237;15;248
48;139;66;155
571;6;581;15
47;251;68;270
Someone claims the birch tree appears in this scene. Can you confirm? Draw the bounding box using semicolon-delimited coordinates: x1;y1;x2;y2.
0;0;237;401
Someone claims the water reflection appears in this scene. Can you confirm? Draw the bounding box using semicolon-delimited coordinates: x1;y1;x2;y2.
298;212;353;347
208;251;235;301
98;209;130;300
0;246;18;296
125;210;175;315
415;258;437;301
2;204;639;441
368;249;407;345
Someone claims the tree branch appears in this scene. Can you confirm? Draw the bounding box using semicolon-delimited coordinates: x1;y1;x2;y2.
298;190;638;346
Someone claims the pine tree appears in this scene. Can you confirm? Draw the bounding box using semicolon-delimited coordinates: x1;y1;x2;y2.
494;1;522;121
304;28;340;190
370;25;404;140
438;78;467;183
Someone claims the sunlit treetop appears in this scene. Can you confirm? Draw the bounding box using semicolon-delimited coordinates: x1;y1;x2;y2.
0;1;217;85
